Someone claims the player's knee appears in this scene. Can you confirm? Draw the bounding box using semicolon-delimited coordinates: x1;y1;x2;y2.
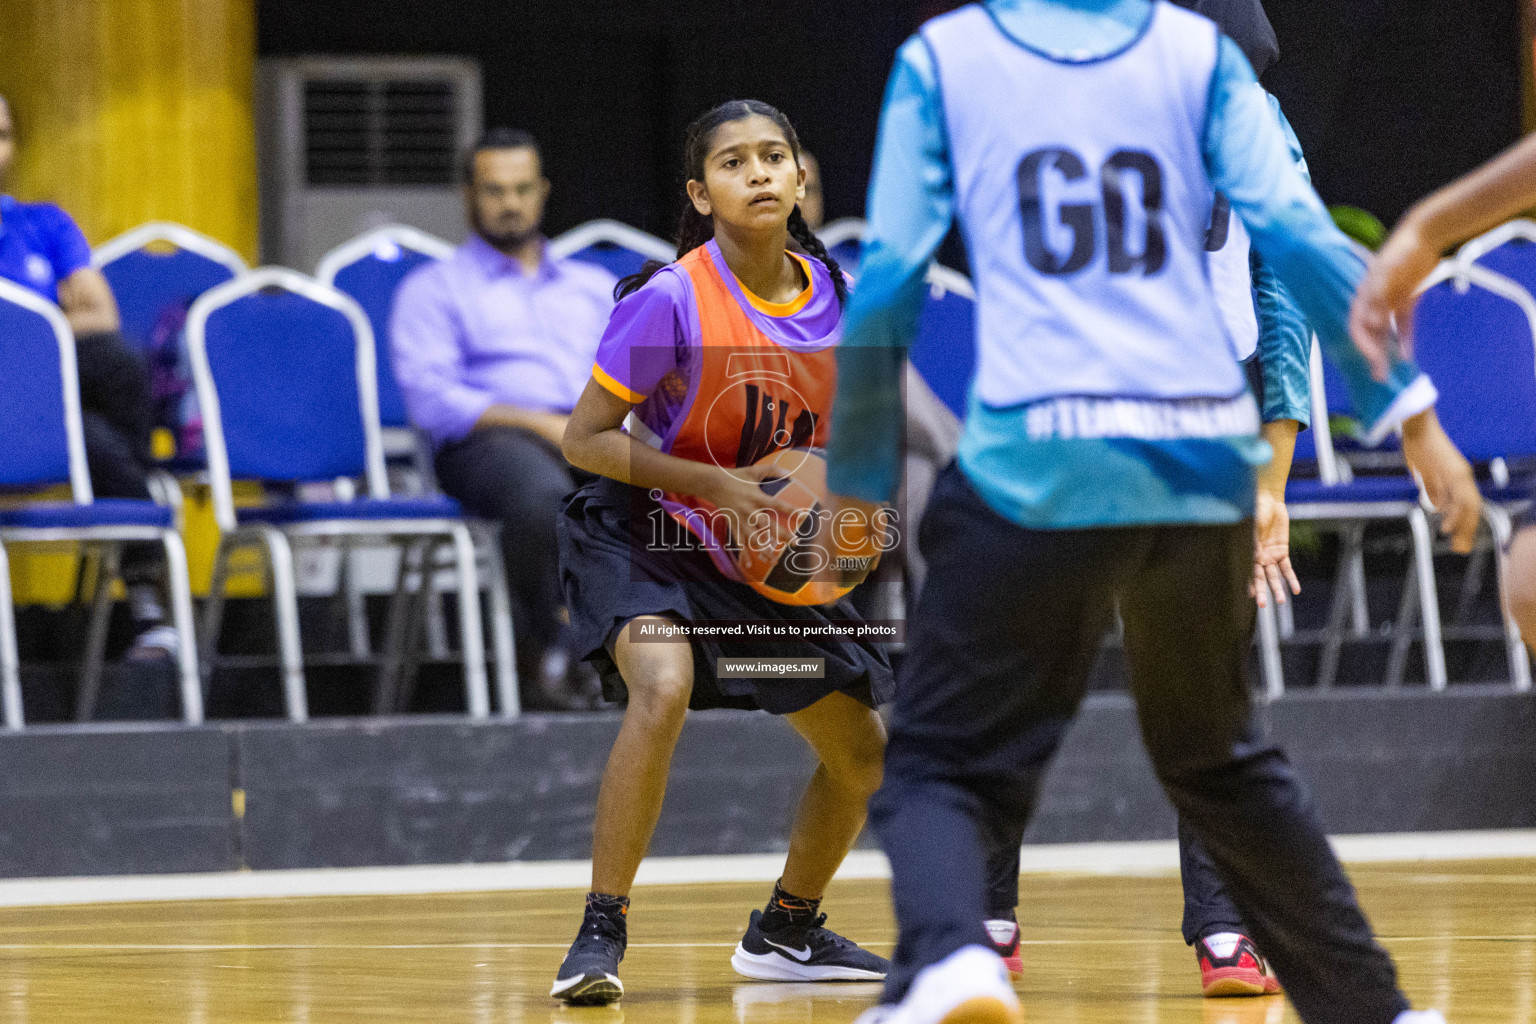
1506;528;1536;641
1507;576;1536;641
823;718;886;798
625;667;693;725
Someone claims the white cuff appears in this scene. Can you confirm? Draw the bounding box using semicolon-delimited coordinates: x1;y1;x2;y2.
1361;374;1438;448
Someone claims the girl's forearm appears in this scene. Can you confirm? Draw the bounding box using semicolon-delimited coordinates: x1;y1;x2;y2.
1257;418;1299;499
1404;133;1536;253
569;427;719;502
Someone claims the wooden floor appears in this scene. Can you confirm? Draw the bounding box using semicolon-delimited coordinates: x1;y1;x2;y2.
0;859;1528;1022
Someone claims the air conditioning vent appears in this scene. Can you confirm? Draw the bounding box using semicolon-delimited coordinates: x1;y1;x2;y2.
258;56;480;268
257;56;481;587
304;79;458;186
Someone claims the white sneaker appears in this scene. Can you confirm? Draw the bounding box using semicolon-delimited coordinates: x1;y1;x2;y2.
1394;1013;1447;1024
855;945;1022;1024
127;624;179;660
984;919;1023;978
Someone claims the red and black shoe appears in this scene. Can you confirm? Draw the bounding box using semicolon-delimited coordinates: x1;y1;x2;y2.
1196;932;1281;997
984;918;1024;979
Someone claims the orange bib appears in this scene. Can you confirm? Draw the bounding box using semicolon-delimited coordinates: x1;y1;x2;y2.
659;246;879;606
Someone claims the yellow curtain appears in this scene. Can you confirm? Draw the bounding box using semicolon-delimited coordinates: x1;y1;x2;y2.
0;0;258;603
1525;0;1536;133
0;0;257;262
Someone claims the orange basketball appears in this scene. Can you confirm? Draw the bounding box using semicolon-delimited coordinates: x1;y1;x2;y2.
732;447;890;606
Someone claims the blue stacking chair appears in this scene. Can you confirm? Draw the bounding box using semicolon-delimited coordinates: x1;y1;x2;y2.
1408;260;1536;689
186;268;517;722
0;278;202;727
1456;217;1536;282
92;222;247;356
316;226;458;661
316;225;455;431
818;218;867;274
1281;341;1364;689
548;219;675;278
94;223;247;472
911;265;978;419
812;218;979;417
1283;334;1449;691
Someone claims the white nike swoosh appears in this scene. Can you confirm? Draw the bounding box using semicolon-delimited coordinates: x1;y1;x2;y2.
764;938;814;962
550;972;622;997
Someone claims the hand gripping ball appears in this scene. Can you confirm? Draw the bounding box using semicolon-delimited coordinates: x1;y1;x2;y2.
732;447;889;606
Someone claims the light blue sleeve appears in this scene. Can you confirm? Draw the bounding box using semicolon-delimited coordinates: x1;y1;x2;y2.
1251;251;1310;427
1251;95;1312;428
1205;37;1434;442
827;36;956;503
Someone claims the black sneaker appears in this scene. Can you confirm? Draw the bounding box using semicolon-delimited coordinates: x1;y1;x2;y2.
731;908;889;982
550;906;627;1005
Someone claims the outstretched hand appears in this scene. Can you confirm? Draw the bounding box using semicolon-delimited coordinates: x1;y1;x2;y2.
1401;410;1481;554
1252;490;1301;608
1349;223;1440;381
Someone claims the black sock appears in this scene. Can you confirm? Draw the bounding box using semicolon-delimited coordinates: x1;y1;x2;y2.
585;891;630;925
760;879;821;931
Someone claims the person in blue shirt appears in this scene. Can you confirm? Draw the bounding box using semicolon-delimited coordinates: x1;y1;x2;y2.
829;3;1480;1023
0;95;180;660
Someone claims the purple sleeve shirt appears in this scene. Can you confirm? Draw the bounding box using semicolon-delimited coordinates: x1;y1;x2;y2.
592;267;695;402
590;243;846;453
389;234;618;446
590;267;699;447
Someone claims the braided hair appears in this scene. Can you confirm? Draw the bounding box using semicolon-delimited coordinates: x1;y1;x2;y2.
616;100;847;307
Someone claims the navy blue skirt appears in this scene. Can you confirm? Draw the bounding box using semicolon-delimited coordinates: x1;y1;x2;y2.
556;476;895;714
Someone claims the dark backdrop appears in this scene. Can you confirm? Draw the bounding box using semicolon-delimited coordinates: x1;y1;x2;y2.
259;0;1523;241
257;1;917;239
1263;0;1521;227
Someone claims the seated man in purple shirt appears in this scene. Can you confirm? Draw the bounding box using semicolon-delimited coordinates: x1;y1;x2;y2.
391;128;616;710
0;94;179;662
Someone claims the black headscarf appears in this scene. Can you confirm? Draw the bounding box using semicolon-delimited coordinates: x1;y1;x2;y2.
1171;0;1280;79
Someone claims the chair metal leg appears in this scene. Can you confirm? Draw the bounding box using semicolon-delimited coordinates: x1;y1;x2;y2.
253;526;308;722
1453;539;1490;626
76;544;121;723
199;534;234;685
1384;568;1418;689
1345;526;1371;637
422;546;449;661
1408;507;1448;691
1315;533;1359;690
0;542;23;730
339;538;372;661
69;545;91;605
394;541;438;714
412;430;438;493
476;527;519;718
160;531;204;724
449;523;490;719
1484;504;1532;691
375;539;423;716
1256;596;1284;701
424;583;449;661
